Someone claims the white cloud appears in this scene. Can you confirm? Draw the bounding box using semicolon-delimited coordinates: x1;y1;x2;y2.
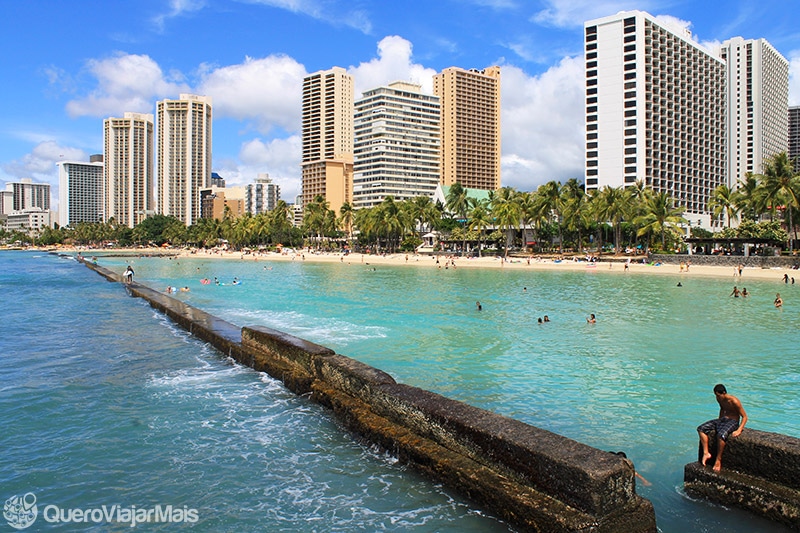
349;36;438;96
1;141;87;208
197;55;306;133
152;0;206;32
790;50;800;106
245;0;372;33
232;135;303;200
66;53;189;118
499;56;585;191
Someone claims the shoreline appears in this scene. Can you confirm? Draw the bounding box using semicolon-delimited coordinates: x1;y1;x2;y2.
27;244;798;283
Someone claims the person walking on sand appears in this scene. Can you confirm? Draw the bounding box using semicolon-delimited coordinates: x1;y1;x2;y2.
697;384;747;472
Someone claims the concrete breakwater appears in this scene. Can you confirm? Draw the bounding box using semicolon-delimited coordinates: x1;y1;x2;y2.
684;429;800;528
81;258;656;532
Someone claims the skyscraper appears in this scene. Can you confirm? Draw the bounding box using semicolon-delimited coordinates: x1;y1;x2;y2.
104;112;154;227
57;157;104;227
301;67;353;216
433;66;501;190
157;94;213;226
790;106;800;174
584;11;727;226
3;178;50;213
353;81;440;209
721;37;788;183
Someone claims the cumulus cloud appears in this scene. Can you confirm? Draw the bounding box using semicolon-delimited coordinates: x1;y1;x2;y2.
1;141;87;207
349;36;438;96
66;53;189;118
499;56;585;191
197;55;305;133
152;0;206;32
235;135;303;200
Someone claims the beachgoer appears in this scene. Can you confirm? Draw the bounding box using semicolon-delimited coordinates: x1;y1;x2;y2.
123;265;134;285
587;313;596;324
775;293;783;308
741;288;748;298
783;273;789;284
537;317;543;324
730;286;740;298
738;264;743;277
543;315;550;322
610;451;651;486
677;282;682;287
697;384;747;472
476;301;482;311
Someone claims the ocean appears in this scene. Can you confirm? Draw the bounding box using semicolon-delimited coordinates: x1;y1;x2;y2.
2;250;797;532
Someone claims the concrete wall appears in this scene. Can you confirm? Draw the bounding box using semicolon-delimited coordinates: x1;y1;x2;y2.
684;428;800;528
80;257;656;532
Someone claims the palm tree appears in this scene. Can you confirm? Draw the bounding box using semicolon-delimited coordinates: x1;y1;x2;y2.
446;183;470;253
734;173;764;222
758;152;800;251
468;199;493;257
338;201;354;244
535;181;564;253
595;186;627;254
303;195;333;249
634;191;687;251
490;187;521;257
709;184;740;229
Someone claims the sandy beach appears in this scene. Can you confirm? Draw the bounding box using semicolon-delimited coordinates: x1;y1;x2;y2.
155;247;796;282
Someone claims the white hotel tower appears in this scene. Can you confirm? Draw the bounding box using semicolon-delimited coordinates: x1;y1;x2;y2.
720;37;788;184
584;11;727;227
353;81;440;209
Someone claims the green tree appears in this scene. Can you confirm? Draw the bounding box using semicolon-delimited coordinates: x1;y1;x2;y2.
758;152;800;251
635;191;687;251
709;184;740;229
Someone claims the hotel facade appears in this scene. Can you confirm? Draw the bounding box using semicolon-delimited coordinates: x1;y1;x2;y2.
433;66;501;191
301;67;353;216
57;157;104;228
156;94;212;226
584;11;727;227
721;37;789;184
104;112;154;227
353;81;441;209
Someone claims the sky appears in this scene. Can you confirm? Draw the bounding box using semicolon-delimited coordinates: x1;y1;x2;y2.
2;0;800;212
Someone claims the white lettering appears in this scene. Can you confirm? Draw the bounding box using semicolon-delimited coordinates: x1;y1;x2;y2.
43;504;59;522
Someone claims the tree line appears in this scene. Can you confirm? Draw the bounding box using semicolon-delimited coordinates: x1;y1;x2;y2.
4;152;796;255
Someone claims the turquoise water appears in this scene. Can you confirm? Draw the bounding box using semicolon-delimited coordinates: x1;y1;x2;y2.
4;251;798;531
0;251;506;531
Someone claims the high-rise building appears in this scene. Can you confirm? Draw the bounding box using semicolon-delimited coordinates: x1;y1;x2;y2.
156;94;213;226
433;66;501;191
352;81;440;209
56;158;104;227
584;11;727;227
721;37;788;183
301;67;354;216
245;173;281;214
787;106;800;174
2;179;51;213
104;112;154;227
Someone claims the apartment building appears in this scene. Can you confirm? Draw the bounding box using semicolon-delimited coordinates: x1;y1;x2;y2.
353;81;440;209
301;67;353;216
584;11;727;227
104;112;154;227
56;157;104;227
433;66;501;191
788;106;800;173
156;94;213;226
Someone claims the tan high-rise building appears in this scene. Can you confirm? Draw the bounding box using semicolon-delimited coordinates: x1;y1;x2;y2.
433;66;501;190
301;67;353;216
157;94;212;226
104;112;154;227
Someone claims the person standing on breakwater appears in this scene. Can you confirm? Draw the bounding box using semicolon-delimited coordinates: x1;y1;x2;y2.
123;265;134;285
697;384;747;472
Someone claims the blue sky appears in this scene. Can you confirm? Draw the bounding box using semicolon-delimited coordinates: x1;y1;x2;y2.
2;0;799;210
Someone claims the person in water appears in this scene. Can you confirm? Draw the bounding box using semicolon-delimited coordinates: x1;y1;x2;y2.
476;301;482;311
587;313;596;324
